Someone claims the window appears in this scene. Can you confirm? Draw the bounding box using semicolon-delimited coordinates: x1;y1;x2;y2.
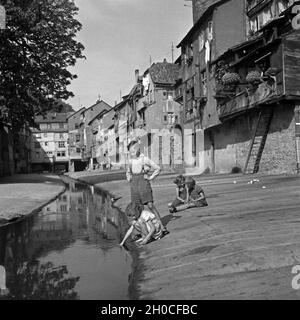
262;6;272;26
44;142;48;147
138;110;145;122
164;100;174;113
167;113;175;125
59;123;64;129
60;205;67;212
207;21;213;41
57;151;66;157
199;31;204;51
35;142;40;149
249;16;259;32
43;133;47;138
75;123;79;129
58;141;65;148
201;71;207;96
35;152;40;158
46;151;53;156
76;148;81;153
59;133;64;139
76;134;80;142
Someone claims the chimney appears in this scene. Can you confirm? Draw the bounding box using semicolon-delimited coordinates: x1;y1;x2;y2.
135;69;139;83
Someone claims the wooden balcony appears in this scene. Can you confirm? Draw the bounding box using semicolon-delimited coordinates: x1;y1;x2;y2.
174;86;183;102
217;81;281;120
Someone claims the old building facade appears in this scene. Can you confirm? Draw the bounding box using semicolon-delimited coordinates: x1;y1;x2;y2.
209;0;299;174
81;100;112;169
0;121;14;177
68;107;86;172
30;113;70;173
177;0;299;174
126;61;183;171
177;0;247;172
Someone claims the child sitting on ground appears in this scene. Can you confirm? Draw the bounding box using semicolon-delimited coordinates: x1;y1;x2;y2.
185;176;208;208
168;175;189;213
120;203;163;246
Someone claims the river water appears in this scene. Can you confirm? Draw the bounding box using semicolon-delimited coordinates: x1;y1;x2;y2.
0;179;132;300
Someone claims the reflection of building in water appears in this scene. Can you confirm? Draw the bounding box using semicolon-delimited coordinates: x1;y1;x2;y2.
0;184;123;268
0;182;128;300
33;185;120;243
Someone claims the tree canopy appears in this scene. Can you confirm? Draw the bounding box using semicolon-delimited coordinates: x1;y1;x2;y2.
0;0;84;130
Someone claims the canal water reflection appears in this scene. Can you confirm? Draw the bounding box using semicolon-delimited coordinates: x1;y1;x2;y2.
0;179;132;300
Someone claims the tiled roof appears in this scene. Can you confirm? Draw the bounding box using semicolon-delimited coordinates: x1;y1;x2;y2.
148;61;179;85
102;108;115;129
35;113;68;123
84;100;112;124
67;107;85;119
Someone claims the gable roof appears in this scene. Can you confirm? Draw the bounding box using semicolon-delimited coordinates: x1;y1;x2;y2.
88;109;111;126
84;100;112;124
67;107;85;120
101;108;115;130
148;61;179;86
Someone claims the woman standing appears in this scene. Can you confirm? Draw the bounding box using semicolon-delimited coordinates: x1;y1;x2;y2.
126;140;168;234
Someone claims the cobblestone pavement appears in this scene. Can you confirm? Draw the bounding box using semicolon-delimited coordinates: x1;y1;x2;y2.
76;172;300;300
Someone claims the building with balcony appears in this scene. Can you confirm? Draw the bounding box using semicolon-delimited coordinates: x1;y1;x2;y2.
30;112;70;172
177;0;247;172
130;61;183;170
207;0;300;174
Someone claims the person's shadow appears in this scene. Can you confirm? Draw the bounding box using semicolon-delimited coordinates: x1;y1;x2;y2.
161;214;182;227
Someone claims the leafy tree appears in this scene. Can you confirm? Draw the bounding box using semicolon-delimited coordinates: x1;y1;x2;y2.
51;99;74;113
0;0;84;130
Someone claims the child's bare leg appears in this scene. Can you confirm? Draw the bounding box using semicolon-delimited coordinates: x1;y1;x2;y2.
147;202;167;231
169;198;184;213
138;219;148;237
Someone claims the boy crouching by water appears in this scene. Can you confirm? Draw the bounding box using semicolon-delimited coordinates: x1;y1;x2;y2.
120;203;163;246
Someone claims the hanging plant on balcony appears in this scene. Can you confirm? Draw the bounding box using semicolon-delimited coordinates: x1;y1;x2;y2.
221;72;241;86
214;60;231;85
246;70;261;85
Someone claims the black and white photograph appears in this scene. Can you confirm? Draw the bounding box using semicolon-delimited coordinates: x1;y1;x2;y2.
1;0;300;307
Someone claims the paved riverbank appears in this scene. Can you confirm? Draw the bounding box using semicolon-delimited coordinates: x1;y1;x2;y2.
68;171;300;300
0;174;65;226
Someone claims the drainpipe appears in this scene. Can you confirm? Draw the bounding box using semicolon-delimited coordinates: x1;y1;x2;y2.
296;105;300;174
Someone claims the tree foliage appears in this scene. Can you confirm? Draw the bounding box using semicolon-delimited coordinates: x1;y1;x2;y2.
0;0;84;130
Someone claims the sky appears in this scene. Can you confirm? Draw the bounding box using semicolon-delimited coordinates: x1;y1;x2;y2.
67;0;192;110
